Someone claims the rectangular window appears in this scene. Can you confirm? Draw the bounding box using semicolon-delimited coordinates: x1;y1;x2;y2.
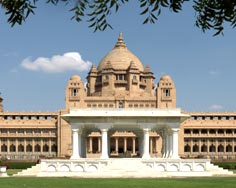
116;74;125;80
164;89;170;97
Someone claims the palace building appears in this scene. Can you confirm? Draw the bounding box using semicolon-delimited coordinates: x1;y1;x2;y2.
0;33;236;162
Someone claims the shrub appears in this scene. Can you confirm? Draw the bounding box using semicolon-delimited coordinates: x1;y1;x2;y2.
0;162;35;169
213;162;236;170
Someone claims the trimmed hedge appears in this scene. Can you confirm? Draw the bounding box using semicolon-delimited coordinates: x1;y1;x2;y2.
213;162;236;170
0;162;36;169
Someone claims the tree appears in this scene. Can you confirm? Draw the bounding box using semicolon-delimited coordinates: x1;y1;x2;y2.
1;0;236;36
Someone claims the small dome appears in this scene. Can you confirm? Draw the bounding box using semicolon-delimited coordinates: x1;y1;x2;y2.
160;75;172;81
97;33;144;72
70;75;81;81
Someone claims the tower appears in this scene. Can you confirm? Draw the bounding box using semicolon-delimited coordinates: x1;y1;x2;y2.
65;75;86;109
157;75;176;108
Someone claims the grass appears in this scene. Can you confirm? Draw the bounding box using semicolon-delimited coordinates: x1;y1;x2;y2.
0;177;236;188
7;169;22;176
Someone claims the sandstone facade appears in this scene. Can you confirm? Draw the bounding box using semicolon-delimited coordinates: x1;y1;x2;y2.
0;33;235;161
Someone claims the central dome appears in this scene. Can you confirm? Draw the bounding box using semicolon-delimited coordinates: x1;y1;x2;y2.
97;33;144;72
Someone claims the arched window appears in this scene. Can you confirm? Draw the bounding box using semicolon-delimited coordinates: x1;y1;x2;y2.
26;144;32;152
133;75;137;80
209;145;216;152
72;89;77;96
193;144;199;152
51;144;57;152
35;144;41;152
184;144;190;152
10;144;16;152
209;129;216;134
226;129;232;134
118;102;124;108
218;144;224;152
43;144;49;152
164;89;170;97
201;144;207;152
1;144;7;152
18;144;24;152
184;129;191;134
226;144;232;152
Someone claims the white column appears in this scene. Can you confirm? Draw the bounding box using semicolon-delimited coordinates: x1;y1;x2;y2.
142;128;150;158
162;136;166;158
70;129;80;159
98;137;101;153
78;131;82;156
124;137;127;153
115;137;118;153
100;129;109;159
169;133;173;158
150;138;153;154
132;137;136;155
172;128;179;159
89;137;92;153
165;135;169;158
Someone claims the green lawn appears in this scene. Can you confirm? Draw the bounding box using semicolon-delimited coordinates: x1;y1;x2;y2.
0;177;236;188
7;169;22;176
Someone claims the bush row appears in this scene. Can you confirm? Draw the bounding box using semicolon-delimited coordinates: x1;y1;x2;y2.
0;162;36;169
213;162;236;170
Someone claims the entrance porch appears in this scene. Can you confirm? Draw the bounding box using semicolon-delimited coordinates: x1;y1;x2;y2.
62;108;189;159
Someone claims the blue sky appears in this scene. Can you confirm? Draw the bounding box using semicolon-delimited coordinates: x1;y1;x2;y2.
0;2;235;112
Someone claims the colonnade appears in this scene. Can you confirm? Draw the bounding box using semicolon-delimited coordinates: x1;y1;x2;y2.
161;128;179;158
111;137;137;155
70;127;179;159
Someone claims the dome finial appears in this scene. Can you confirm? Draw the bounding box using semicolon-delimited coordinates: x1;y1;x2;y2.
114;32;126;48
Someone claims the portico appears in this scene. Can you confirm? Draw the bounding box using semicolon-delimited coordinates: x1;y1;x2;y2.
62;108;188;160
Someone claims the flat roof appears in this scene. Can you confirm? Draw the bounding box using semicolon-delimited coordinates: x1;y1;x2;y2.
62;108;189;118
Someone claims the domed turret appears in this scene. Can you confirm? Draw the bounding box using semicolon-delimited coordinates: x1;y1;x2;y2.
157;75;176;108
160;75;172;82
66;75;86;109
70;75;82;81
97;33;144;72
86;33;155;97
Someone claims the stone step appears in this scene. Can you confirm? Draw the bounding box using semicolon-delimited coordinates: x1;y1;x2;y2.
14;164;41;177
207;164;234;175
14;159;235;177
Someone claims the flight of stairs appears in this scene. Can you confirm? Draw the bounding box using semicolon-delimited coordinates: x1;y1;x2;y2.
14;164;41;177
101;159;153;177
207;163;234;176
13;159;235;177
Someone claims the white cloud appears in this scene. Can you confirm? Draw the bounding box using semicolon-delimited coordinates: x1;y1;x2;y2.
21;52;92;73
209;104;223;111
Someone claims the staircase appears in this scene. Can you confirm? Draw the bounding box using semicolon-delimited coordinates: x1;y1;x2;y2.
14;164;41;177
208;163;234;176
101;159;152;177
13;159;235;177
